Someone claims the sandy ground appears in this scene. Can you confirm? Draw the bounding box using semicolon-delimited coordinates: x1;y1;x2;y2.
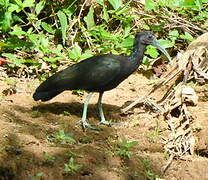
0;73;208;180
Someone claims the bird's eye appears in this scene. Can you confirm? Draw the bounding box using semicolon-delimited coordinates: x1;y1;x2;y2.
148;35;152;39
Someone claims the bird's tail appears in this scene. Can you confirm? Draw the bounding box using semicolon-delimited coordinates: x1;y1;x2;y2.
33;89;63;102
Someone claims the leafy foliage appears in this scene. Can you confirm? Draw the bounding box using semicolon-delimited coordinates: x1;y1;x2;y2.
46;129;76;145
64;157;82;174
0;0;207;78
116;138;138;158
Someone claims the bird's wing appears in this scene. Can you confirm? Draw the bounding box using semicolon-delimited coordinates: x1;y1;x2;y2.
85;56;121;87
35;55;121;93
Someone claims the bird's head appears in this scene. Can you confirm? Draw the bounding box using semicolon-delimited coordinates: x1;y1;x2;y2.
135;31;171;61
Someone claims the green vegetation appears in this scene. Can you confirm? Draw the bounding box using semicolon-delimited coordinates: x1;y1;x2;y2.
146;120;161;142
0;0;207;79
142;158;160;180
42;152;56;165
62;110;71;116
0;0;207;178
46;129;76;144
31;172;44;180
115;138;138;158
64;157;82;174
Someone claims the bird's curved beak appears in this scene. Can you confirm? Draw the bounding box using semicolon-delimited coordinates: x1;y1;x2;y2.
151;39;171;62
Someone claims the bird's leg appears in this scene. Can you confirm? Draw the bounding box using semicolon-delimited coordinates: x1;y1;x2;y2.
97;92;121;126
97;92;111;125
78;92;98;130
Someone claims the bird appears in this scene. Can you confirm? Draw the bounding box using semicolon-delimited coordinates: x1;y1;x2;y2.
33;31;171;129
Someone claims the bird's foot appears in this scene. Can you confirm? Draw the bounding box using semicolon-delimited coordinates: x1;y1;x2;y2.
77;120;100;131
98;120;121;126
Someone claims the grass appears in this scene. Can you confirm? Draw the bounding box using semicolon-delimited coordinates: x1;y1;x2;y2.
146;120;161;143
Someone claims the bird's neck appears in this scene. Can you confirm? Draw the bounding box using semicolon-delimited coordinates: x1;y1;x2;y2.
128;41;146;65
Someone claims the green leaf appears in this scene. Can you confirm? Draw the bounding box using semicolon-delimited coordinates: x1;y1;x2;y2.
2;12;12;32
151;25;162;32
103;7;109;22
120;36;134;48
50;45;66;58
39;35;49;47
80;50;93;60
0;0;8;6
5;37;32;50
9;25;26;36
14;0;23;8
123;141;139;148
179;32;194;42
23;59;38;64
27;13;37;22
2;53;24;67
145;0;156;11
111;49;119;55
142;24;150;30
57;10;68;45
63;111;71;116
158;39;174;48
23;0;35;8
84;7;95;29
193;11;208;21
63;9;74;20
195;0;203;10
42;57;61;62
35;0;45;15
113;6;130;15
168;30;179;41
8;4;19;12
108;0;123;10
95;0;104;6
12;14;25;24
68;43;82;60
145;45;159;58
72;89;85;96
56;130;76;144
99;29;115;40
142;56;151;66
41;22;55;34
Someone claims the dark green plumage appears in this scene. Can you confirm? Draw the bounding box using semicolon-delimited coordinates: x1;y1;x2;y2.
33;31;171;129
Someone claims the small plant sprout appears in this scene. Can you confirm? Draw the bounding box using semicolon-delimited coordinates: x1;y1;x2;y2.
64;157;82;174
32;172;44;180
116;138;138;158
46;129;76;144
142;158;160;180
72;89;85;96
63;111;71;116
43;152;56;165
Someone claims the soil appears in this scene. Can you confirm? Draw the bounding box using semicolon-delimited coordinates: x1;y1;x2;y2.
0;72;208;180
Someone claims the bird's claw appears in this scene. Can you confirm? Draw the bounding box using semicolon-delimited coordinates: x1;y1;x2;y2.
98;120;121;126
77;120;101;131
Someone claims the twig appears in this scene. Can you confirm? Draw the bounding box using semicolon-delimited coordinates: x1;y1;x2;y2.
71;0;88;45
162;154;174;174
121;66;180;113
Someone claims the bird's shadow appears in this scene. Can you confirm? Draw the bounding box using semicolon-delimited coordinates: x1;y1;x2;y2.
32;101;123;123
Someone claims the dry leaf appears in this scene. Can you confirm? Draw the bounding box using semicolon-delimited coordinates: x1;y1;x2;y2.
181;85;198;105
